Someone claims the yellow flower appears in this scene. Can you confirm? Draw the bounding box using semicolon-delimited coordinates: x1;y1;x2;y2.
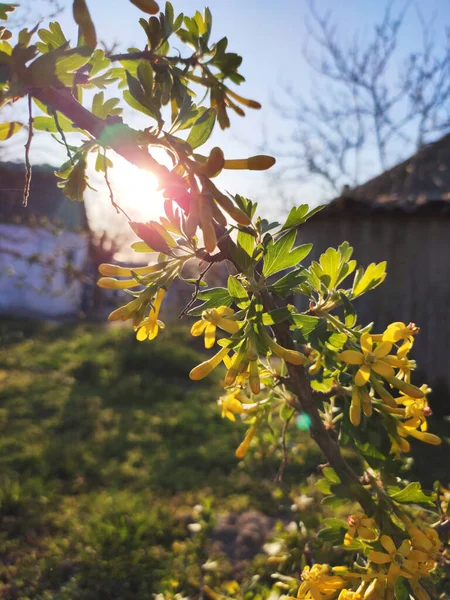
409;579;431;600
235;421;258;459
369;535;425;586
191;306;240;349
439;486;450;514
339;333;395;386
397;422;441;446
265;335;307;366
398;392;432;432
390;435;411;458
382;322;420;343
338;590;363;600
344;514;378;546
297;564;345;599
349;386;373;426
408;526;441;561
135;288;166;341
362;576;387;600
107;297;142;322
219;389;246;421
189;346;231;380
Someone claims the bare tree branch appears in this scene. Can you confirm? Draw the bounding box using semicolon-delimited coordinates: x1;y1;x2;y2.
272;0;450;197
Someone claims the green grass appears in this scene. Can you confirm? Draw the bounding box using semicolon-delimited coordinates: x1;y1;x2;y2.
2;318;447;600
0;318;324;600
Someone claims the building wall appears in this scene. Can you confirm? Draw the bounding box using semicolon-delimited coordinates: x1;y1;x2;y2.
0;224;89;319
300;213;450;391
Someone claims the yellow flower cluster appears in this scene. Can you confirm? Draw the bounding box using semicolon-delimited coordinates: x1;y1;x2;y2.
189;305;307;458
338;323;441;453
368;528;440;600
297;564;345;599
344;513;378;547
97;262;171;342
295;521;440;600
189;306;306;392
190;307;240;348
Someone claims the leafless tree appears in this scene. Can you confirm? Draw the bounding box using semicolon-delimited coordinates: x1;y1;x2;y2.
272;1;450;196
7;0;65;27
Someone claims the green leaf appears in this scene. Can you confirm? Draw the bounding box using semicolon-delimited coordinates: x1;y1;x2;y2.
91;92;122;119
326;332;347;350
355;441;386;463
319;247;341;289
388;482;436;505
130;241;153;252
291;314;321;336
33;115;81;133
322;467;341;484
262;230;312;278
36;21;68;53
73;0;97;50
57;157;88;202
227;275;249;309
394;577;409;600
280;404;295;422
0;121;22;139
0;4;17;20
315;478;332;495
340;292;356;327
123;90;157;119
318;526;345;544
281;204;325;231
183;278;208;287
262;307;293;325
188;287;232;316
323;518;347;529
186;107;216;149
352;262;387;298
128;0;160;15
28;46;92;86
268;269;308;297
237;229;254;259
229;229;255;273
137;60;154;95
321;495;348;508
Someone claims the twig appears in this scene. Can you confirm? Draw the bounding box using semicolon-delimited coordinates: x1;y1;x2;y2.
103;150;131;221
275;412;293;485
107;50;195;67
178;262;214;318
52;109;74;165
23;94;33;206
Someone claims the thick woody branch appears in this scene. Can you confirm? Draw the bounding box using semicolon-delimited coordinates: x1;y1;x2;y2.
261;291;375;515
29;86;175;186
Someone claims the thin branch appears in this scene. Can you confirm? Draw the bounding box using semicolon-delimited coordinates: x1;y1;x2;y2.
275;412;293;486
30;86;174;186
103;149;131;221
52;109;74;165
107;50;195;67
178;261;214;318
23;94;33;207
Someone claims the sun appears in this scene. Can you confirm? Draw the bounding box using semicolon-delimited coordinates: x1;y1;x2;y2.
109;158;165;222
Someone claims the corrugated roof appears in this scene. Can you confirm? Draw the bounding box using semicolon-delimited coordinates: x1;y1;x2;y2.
323;132;450;216
0;162;89;232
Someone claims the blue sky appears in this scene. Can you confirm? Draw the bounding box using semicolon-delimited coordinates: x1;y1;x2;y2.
3;0;450;232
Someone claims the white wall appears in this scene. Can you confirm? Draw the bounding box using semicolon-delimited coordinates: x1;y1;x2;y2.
0;224;89;319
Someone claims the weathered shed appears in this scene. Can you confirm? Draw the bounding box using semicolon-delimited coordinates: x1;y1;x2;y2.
300;133;450;395
0;162;92;319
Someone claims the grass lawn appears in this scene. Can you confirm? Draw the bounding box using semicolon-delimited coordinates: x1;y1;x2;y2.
1;318;447;600
0;318;327;600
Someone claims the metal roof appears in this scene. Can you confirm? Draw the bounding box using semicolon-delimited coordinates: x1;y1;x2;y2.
323;132;450;216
